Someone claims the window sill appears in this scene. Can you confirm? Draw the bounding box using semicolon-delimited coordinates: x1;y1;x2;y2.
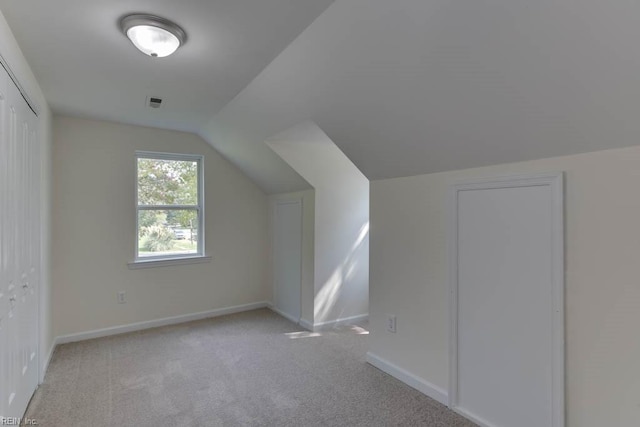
128;255;212;270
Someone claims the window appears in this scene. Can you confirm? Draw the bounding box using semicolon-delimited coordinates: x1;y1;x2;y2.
135;151;204;262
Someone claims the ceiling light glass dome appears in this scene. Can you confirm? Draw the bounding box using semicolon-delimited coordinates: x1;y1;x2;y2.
120;14;187;58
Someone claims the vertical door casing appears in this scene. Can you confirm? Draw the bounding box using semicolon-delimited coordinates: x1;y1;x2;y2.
0;57;8;418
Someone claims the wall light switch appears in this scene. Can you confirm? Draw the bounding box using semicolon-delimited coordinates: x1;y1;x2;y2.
117;291;126;304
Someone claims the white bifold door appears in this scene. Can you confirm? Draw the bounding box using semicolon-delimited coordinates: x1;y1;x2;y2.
450;174;564;427
273;199;302;323
0;62;40;420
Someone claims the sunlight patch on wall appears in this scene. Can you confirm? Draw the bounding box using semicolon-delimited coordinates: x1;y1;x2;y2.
314;267;344;321
314;221;369;322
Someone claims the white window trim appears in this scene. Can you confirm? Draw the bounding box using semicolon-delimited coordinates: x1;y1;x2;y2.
130;151;207;267
128;255;212;270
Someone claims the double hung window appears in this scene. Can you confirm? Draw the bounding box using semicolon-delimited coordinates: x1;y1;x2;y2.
135;151;204;261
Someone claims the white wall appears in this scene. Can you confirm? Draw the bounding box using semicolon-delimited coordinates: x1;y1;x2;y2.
0;10;53;379
267;122;369;325
52;116;269;337
369;145;640;427
268;190;315;324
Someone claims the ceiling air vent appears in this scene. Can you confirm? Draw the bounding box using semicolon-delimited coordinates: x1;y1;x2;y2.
147;96;163;108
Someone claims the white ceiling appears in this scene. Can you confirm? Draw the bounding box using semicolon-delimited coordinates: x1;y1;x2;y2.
201;0;640;193
4;0;640;194
0;0;335;132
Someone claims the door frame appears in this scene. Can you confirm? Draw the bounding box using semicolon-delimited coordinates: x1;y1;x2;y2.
272;197;303;324
448;172;565;427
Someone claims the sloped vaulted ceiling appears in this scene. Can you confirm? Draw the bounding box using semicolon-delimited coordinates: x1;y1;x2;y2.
201;0;640;193
4;0;640;194
0;0;335;138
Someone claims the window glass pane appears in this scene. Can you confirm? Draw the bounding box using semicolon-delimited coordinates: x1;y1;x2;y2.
138;210;199;257
137;158;198;205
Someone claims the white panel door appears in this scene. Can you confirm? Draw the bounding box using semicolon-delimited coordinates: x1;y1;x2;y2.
0;62;40;420
273;199;302;323
450;174;564;427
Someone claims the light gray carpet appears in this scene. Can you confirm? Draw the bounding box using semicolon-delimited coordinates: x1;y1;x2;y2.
26;309;475;426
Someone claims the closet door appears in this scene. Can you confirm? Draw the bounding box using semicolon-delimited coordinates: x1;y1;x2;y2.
450;174;564;427
0;62;40;420
273;199;302;323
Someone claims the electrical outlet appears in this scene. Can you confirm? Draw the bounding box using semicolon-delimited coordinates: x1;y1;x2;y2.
387;315;396;333
117;291;126;304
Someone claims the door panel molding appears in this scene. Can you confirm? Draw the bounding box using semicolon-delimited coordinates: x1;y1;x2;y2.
448;172;564;427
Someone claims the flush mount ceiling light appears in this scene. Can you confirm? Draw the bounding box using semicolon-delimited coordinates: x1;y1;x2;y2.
120;14;187;58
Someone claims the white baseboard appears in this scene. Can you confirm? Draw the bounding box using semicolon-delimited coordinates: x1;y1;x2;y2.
55;301;269;345
366;352;448;405
311;313;369;331
266;304;301;324
263;306;368;332
264;305;368;332
452;406;495;427
299;318;313;331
